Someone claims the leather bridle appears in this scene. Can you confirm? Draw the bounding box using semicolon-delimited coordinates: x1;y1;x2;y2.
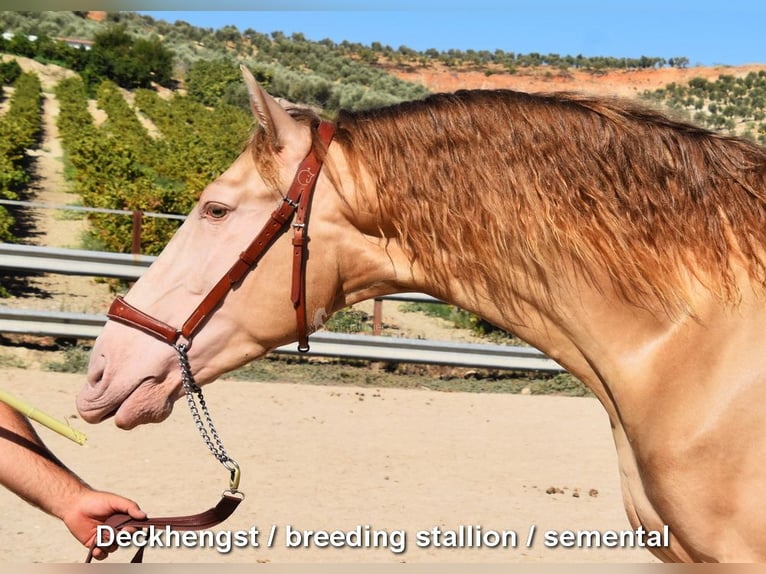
85;121;335;563
106;120;335;353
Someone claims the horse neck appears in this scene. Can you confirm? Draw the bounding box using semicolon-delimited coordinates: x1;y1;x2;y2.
332;187;696;407
323;142;708;398
325;145;599;332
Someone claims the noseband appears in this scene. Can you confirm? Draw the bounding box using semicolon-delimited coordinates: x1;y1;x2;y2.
106;120;335;352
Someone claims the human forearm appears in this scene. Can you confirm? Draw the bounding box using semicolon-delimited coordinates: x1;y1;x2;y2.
0;402;145;558
0;402;89;520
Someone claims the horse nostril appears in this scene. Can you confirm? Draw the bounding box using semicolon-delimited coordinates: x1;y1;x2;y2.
86;354;106;386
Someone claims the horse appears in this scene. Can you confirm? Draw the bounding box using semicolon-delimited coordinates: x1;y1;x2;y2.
76;66;766;562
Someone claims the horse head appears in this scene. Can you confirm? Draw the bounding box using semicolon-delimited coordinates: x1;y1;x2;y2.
77;68;349;429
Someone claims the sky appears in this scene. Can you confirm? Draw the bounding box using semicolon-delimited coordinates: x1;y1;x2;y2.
137;1;766;67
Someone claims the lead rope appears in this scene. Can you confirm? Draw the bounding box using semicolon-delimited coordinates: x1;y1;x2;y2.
85;344;243;563
175;342;241;492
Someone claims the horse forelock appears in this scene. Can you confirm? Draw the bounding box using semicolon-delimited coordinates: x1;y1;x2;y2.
329;89;766;318
247;107;323;194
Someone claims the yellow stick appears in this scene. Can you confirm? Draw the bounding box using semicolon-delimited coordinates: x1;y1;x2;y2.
0;388;87;445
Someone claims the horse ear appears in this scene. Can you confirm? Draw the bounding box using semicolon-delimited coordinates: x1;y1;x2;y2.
240;64;304;150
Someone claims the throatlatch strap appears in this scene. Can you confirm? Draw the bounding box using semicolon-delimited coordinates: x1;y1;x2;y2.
291;120;335;351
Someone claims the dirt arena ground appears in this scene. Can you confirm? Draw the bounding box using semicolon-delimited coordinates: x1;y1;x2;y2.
0;366;658;564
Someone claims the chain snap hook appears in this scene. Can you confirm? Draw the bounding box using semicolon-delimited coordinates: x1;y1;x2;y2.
223;458;241;492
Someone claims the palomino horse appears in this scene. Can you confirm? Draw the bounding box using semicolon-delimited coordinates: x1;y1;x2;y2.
78;66;766;562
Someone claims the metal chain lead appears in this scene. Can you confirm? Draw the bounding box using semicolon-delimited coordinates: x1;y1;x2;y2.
175;343;236;471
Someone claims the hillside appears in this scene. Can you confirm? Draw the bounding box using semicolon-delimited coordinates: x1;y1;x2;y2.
3;10;763;115
377;61;766;143
2;11;765;256
2;10;765;244
382;60;766;99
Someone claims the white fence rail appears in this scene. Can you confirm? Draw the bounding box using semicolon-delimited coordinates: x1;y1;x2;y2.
0;243;563;372
0;243;155;279
0;243;438;301
0;308;562;371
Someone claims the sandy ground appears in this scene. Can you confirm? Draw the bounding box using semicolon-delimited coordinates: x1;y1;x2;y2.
0;367;656;564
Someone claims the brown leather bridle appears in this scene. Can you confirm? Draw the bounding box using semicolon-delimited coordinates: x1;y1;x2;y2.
85;121;334;563
106;120;335;353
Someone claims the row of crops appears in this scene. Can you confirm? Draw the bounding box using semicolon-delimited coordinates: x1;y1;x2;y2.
0;71;42;241
55;76;251;254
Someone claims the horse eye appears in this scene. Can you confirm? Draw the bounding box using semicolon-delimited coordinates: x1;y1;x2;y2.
204;203;230;220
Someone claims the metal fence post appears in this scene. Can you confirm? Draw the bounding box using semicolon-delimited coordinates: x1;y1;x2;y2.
373;298;383;335
131;210;142;255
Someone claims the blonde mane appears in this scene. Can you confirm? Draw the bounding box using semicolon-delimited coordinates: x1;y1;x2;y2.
331;89;766;316
249;90;766;317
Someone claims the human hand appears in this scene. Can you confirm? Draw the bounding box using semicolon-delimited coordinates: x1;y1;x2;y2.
60;488;146;560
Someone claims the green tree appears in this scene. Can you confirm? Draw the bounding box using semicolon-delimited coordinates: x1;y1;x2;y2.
0;60;22;85
131;36;174;87
7;33;35;57
85;24;174;90
186;58;241;106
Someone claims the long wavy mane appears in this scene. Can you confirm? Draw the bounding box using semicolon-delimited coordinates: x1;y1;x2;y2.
328;89;766;316
249;89;766;317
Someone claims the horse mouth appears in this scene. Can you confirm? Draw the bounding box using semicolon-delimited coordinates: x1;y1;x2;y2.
77;375;178;429
99;406;119;422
